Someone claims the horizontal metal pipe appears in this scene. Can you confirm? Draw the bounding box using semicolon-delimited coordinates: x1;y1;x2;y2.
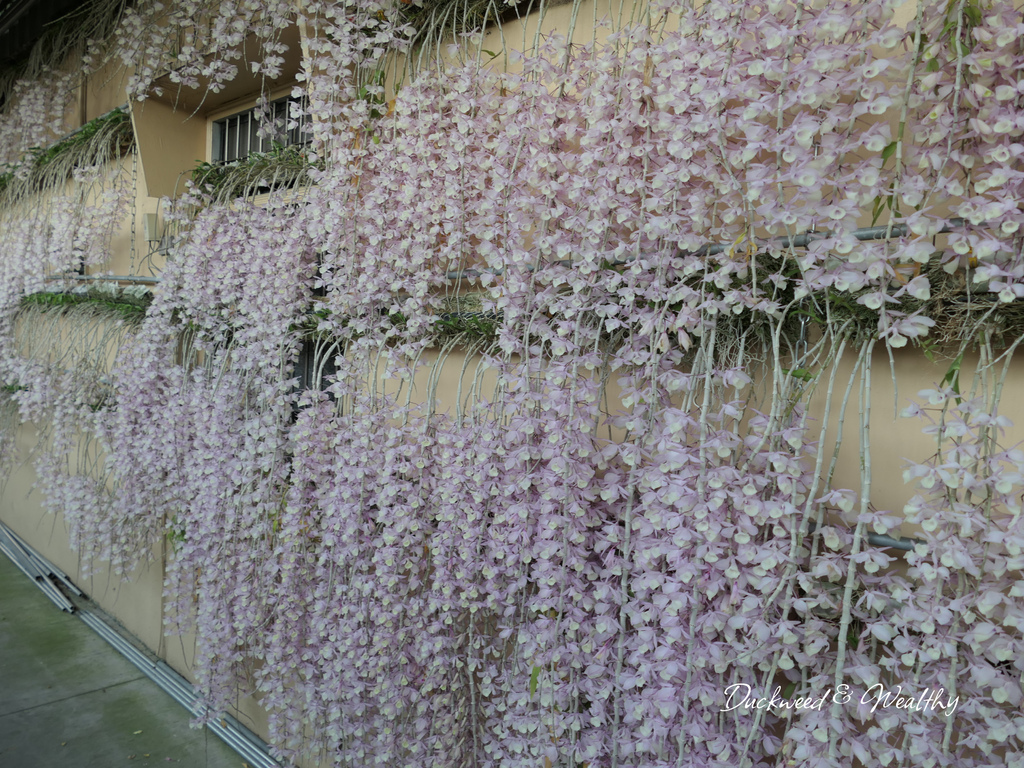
40;580;73;612
76;603;277;766
77;609;280;767
209;721;279;768
705;217;966;255
446;218;969;280
806;520;924;553
38;218;959;286
0;540;46;588
866;532;920;551
0;549;74;611
44;274;161;285
2;523;83;595
0;525;75;612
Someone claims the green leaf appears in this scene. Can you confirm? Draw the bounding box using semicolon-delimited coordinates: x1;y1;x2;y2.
783;368;816;382
941;349;965;402
529;666;541;698
871;195;887;226
920;337;937;363
880;141;898;163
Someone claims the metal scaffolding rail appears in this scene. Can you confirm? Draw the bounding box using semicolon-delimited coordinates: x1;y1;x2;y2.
445;217;968;280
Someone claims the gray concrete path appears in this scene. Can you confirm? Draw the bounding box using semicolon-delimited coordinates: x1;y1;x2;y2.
0;553;244;768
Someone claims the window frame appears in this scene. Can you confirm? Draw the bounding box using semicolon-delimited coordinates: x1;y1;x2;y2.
208;89;310;165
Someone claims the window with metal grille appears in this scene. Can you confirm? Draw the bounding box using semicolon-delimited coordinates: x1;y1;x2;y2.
290;335;341;419
293;336;340;394
211;95;309;164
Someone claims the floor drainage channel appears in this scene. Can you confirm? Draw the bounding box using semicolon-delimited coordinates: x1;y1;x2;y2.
0;520;281;768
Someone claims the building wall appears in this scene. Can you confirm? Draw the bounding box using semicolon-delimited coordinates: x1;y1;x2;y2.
1;0;1022;764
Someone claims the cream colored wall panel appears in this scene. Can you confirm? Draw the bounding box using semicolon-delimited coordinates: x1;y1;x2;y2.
130;98;207;200
0;424;165;653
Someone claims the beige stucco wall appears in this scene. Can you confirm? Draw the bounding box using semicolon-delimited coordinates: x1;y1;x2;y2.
807;341;1024;533
0;424;166;651
2;1;1017;763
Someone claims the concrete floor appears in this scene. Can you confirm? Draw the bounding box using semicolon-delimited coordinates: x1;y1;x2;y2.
0;553;245;768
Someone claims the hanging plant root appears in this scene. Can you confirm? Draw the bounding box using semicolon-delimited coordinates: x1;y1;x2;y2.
0;107;134;201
